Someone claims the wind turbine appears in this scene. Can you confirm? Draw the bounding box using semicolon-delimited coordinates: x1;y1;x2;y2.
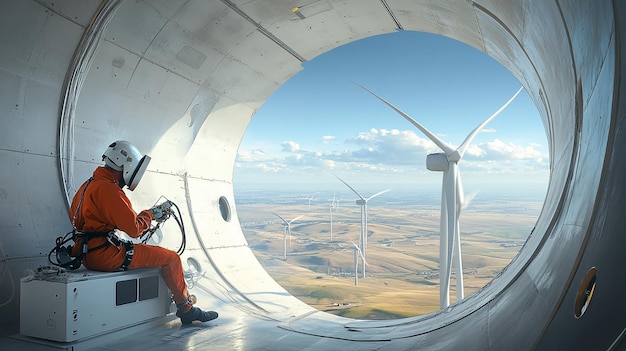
336;176;390;279
357;83;523;308
274;213;302;260
329;192;337;242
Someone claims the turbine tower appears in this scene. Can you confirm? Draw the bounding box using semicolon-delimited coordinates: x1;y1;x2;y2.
336;176;390;279
357;83;523;308
274;213;302;260
329;192;336;242
351;241;366;286
307;195;314;211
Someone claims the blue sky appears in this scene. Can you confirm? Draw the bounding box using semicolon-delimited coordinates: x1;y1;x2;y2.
234;31;549;194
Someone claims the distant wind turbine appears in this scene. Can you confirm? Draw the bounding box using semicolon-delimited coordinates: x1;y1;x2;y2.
357;83;523;308
274;213;302;260
329;192;337;242
336;175;390;279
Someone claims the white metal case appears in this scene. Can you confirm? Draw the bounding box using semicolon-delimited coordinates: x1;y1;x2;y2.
20;267;171;342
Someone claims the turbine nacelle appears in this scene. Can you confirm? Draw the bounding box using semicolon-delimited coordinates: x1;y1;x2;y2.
426;153;449;172
356;199;366;205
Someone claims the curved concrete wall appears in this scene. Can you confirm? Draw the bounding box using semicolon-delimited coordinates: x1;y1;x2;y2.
0;0;623;349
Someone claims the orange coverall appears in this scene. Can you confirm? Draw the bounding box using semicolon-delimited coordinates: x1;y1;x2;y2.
69;166;191;310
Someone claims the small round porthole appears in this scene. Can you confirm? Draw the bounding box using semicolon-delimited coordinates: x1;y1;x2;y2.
218;196;231;222
187;257;202;275
574;267;597;318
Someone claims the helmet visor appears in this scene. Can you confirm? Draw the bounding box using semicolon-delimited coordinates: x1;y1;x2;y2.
126;155;151;191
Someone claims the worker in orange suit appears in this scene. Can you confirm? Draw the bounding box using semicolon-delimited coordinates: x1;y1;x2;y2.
69;140;218;325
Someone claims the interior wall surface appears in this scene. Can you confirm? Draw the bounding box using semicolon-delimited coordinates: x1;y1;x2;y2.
0;0;624;349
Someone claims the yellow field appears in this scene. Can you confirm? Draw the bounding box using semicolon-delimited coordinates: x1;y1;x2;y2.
237;200;538;320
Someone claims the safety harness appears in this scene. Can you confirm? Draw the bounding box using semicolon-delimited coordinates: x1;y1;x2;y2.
49;177;135;271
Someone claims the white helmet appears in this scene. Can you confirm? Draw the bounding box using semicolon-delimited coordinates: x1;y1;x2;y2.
102;140;151;191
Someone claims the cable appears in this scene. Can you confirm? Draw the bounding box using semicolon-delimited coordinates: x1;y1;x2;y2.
171;201;186;255
0;242;15;308
47;231;77;268
141;198;186;255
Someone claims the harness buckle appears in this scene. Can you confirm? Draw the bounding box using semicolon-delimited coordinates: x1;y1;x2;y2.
107;232;121;247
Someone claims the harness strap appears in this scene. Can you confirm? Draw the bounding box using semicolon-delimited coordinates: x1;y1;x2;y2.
54;230;111;270
76;231;114;254
71;178;93;231
83;231;112;238
87;241;110;253
106;234;135;271
120;241;134;271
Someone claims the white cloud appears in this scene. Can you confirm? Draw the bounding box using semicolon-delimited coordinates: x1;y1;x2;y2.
347;129;438;165
234;130;549;187
321;135;335;143
237;149;268;162
281;141;300;152
349;131;378;144
464;144;486;157
255;163;281;172
485;139;545;160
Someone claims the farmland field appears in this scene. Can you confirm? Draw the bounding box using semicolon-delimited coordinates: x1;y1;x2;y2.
235;188;543;319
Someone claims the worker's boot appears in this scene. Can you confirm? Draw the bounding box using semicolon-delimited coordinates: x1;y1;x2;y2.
176;306;219;325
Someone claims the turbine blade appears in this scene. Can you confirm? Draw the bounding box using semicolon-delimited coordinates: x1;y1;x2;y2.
457;86;523;157
367;188;391;201
355;83;455;154
273;212;288;224
335;175;365;200
462;189;480;212
351;241;368;266
453;170;466;300
289;215;303;224
456;172;464;216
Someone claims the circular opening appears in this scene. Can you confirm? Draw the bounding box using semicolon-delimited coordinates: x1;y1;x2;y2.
235;31;548;320
219;196;231;222
187;257;203;275
575;267;597;318
185;257;203;289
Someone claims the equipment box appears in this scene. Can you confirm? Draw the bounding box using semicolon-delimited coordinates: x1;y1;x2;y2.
20;267;171;342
